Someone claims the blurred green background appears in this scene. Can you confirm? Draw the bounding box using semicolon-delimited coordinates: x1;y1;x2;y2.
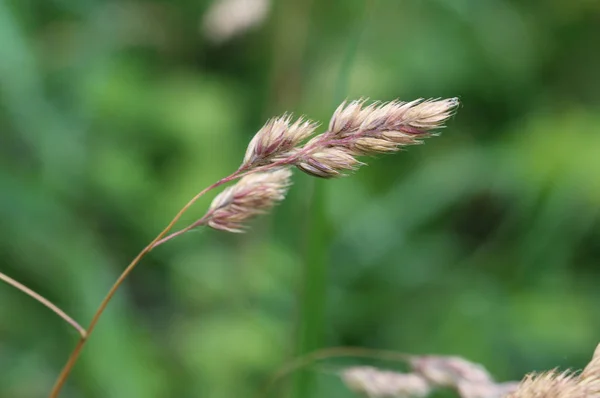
1;0;600;397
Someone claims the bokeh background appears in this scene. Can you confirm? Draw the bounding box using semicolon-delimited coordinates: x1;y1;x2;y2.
1;0;600;397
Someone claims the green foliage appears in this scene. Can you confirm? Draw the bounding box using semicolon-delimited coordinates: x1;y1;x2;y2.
1;0;599;397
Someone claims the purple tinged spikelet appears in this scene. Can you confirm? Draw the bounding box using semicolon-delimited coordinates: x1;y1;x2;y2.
205;168;292;232
328;97;459;139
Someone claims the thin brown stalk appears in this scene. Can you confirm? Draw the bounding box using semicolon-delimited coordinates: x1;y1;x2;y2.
0;271;86;338
49;169;248;398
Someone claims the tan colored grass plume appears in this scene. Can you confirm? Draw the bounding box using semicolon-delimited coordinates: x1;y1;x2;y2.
296;97;459;178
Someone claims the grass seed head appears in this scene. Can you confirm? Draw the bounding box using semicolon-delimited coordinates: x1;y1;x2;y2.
508;344;600;398
506;371;586;398
328;97;459;139
293;97;459;178
205;168;292;232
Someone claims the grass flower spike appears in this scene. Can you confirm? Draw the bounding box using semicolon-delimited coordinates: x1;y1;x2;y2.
328;97;459;139
293;97;459;178
204;168;292;232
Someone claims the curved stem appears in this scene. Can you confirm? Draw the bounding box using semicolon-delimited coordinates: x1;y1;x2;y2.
48;169;245;398
258;346;412;398
0;272;87;338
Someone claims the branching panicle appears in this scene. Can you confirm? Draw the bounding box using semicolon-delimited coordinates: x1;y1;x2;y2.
48;96;460;398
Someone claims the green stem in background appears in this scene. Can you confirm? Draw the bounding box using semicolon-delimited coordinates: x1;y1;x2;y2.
292;1;372;397
293;181;330;398
0;271;87;338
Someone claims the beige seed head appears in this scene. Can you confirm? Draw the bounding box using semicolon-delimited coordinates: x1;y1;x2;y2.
342;367;431;398
322;97;459;157
403;98;458;129
506;371;587;398
204;168;292;232
410;355;494;388
242;115;318;168
202;0;271;44
329;97;459;138
508;344;600;398
291;97;458;178
581;344;600;382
